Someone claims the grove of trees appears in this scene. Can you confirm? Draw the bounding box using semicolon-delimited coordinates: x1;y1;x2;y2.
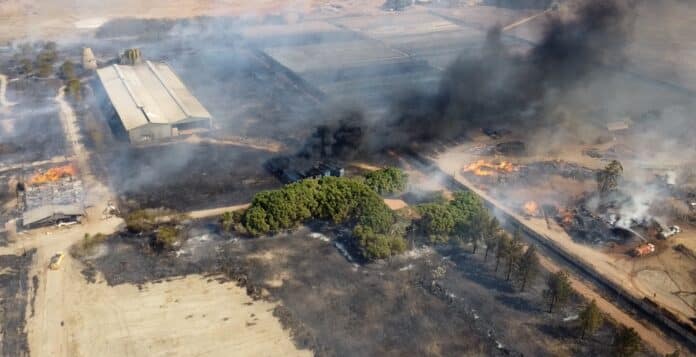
238;175;405;261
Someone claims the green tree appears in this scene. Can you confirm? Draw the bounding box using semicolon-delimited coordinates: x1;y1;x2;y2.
155;226;179;249
67;79;82;100
543;270;573;313
484;229;502;261
221;211;244;232
596;160;623;195
241;176;393;237
364;167;407;195
578;299;604;339
514;244;540;291
504;231;524;281
19;58;33;75
37;60;53;78
243;206;271;236
494;232;511;273
612;326;641;357
417;203;456;243
354;225;406;261
59;60;75;80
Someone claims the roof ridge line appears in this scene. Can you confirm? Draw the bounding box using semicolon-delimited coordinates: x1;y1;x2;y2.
145;60;192;120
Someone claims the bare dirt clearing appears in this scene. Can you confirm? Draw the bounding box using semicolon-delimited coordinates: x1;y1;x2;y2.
64;270;310;357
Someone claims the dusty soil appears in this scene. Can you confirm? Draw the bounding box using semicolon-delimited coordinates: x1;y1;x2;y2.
64;271;310;357
72;222;659;357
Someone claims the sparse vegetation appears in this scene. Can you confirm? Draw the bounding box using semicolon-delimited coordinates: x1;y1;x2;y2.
125;210;157;233
155;226;180;249
71;233;108;258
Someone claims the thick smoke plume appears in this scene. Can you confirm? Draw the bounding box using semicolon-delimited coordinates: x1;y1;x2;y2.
303;0;637;159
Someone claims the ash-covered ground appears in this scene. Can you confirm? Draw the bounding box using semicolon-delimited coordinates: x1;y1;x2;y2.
0;249;36;357
0;77;65;165
75;223;655;357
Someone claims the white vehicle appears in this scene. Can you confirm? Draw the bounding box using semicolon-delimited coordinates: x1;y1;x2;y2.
660;225;681;239
49;252;65;270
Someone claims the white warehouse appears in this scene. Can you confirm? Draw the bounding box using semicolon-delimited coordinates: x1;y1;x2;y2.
96;60;213;143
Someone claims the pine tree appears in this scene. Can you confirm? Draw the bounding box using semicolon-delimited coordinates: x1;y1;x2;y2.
514;244;540;291
578;299;603;339
543;270;573;313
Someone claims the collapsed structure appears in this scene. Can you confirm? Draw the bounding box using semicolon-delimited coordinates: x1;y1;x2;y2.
17;165;85;229
265;156;345;183
95;54;213;143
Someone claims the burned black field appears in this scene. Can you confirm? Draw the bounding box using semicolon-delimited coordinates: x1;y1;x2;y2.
74;223;653;357
0;249;36;356
104;143;280;211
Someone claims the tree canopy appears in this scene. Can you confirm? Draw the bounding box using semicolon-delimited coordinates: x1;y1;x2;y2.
240;176;399;260
514;244;540;291
364;167;407;195
415;191;496;246
596;160;623;195
612;326;641;357
578;299;604;339
543;270;573;313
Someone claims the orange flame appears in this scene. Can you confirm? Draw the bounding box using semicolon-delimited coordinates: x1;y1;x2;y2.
557;208;574;226
463;160;518;176
523;201;540;216
28;164;77;186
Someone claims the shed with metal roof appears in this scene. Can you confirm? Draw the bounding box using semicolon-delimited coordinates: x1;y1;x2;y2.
96;61;213;143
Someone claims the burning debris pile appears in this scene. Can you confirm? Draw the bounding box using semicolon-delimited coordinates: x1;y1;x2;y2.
17;164;85;228
553;205;620;245
27;165;77;186
522;200;541;217
264;156;344;184
552;194;680;247
462;160;595;185
463;160;518;177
